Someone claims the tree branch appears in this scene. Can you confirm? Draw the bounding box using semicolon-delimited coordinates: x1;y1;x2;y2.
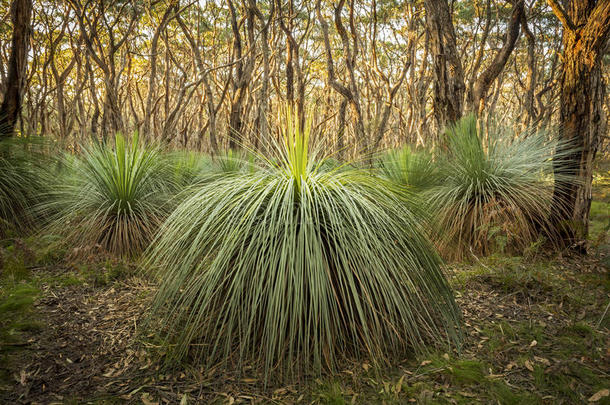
546;0;576;31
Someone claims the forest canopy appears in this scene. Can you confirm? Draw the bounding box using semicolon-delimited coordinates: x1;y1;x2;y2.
2;0;606;153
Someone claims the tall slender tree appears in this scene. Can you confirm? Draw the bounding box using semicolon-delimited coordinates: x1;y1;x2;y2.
424;0;465;132
0;0;33;137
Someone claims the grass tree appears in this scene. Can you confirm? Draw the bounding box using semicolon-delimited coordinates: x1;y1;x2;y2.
429;115;574;260
39;133;178;256
167;150;212;187
378;146;440;191
146;110;462;380
0;138;48;236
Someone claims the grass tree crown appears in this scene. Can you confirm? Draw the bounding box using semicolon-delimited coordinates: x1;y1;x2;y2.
429;114;577;259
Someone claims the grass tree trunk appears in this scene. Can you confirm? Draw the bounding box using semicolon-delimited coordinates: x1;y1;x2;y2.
547;0;610;247
0;0;32;137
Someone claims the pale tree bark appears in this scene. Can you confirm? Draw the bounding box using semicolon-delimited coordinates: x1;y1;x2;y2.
277;0;309;130
252;0;274;148
521;10;537;128
227;0;256;150
43;6;77;139
467;0;491;102
0;0;32;137
143;1;178;138
369;0;414;152
176;11;222;152
69;0;140;138
547;0;610;246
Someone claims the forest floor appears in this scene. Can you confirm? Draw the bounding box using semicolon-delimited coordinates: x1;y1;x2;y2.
1;168;608;404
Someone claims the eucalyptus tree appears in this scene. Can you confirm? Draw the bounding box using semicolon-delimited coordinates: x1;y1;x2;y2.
546;0;610;245
0;0;32;137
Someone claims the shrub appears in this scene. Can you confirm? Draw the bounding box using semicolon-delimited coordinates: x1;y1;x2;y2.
212;149;256;174
378;146;440;191
167;150;212;187
39;134;178;256
146;110;462;380
428;115;573;260
0;138;48;237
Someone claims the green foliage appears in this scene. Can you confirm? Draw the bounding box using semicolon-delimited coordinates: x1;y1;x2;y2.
75;259;131;287
146;110;462;380
0;138;49;237
167;150;212;187
378;146;440;191
1;249;29;281
316;382;348;405
417;354;540;404
0;254;40;355
39;133;178;256
589;200;609;245
212;149;256;174
428;115;573;260
0;284;37;315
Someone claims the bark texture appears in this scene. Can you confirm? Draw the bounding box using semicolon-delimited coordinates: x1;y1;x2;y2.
0;0;33;137
424;0;465;132
548;0;610;245
470;0;524;113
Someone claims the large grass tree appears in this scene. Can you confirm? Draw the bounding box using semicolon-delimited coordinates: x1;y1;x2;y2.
146;111;462;380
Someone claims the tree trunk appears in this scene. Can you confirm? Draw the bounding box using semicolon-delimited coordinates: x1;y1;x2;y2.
143;2;176;137
424;0;465;133
0;0;33;137
547;0;610;246
521;11;537;128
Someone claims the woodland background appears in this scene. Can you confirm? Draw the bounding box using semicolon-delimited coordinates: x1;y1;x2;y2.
2;0;608;156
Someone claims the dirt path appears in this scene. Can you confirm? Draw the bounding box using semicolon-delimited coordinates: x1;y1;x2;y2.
6;279;150;403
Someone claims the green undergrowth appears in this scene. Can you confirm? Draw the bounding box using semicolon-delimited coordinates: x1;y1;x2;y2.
0;240;41;390
591;160;610;266
299;252;609;404
1;226;609;403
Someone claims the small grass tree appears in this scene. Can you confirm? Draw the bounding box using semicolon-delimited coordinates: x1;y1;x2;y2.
378;146;441;191
0;137;49;237
429;115;574;259
39;133;178;256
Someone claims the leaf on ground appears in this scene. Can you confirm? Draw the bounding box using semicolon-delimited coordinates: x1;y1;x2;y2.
141;393;159;405
589;389;609;402
395;374;405;394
